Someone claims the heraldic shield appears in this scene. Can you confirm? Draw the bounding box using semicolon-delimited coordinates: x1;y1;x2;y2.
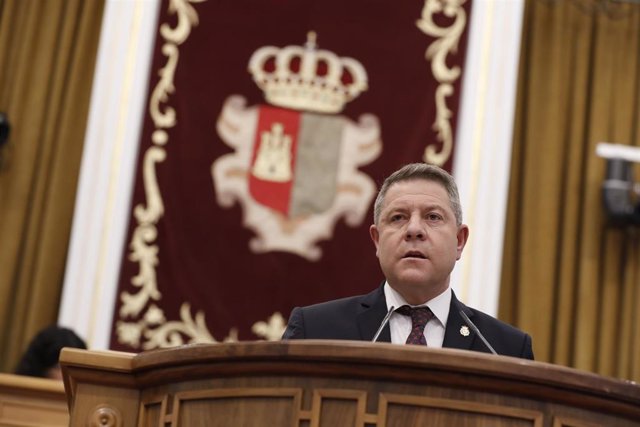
212;33;382;261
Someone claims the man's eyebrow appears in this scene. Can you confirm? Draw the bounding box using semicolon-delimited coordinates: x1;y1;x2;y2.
418;202;446;211
382;207;405;216
383;203;449;215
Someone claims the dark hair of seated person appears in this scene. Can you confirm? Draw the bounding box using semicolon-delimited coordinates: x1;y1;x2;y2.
14;326;87;379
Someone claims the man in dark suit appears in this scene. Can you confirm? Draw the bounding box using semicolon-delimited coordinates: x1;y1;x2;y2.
283;163;534;359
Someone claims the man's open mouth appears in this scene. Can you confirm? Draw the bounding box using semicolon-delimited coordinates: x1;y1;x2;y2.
403;251;426;259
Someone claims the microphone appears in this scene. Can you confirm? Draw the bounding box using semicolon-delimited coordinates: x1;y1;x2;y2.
371;306;395;342
459;309;497;355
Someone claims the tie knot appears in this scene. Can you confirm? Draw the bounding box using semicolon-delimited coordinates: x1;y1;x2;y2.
396;305;433;328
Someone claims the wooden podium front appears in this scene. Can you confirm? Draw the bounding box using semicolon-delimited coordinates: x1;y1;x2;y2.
60;341;640;426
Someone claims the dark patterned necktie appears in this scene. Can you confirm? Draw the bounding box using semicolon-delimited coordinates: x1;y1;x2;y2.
396;305;434;345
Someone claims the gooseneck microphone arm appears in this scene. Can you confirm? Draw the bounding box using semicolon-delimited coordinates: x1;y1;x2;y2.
371;306;395;342
459;309;498;355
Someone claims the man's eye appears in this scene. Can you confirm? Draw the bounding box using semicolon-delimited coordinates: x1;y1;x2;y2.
427;213;442;221
390;214;404;222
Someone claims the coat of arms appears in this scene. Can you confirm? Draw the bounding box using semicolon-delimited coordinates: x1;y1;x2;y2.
212;32;382;261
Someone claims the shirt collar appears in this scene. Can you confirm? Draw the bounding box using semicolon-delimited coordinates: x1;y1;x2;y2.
383;281;451;327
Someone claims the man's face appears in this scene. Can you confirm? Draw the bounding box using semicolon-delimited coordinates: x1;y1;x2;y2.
369;179;469;304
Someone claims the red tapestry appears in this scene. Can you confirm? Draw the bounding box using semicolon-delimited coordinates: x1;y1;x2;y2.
112;0;472;350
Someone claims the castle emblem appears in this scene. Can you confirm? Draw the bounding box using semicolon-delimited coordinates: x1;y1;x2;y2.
212;32;382;261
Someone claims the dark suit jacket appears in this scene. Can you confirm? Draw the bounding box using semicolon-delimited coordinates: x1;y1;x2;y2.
282;285;534;359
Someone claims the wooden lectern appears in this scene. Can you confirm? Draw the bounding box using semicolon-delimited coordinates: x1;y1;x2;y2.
61;341;640;426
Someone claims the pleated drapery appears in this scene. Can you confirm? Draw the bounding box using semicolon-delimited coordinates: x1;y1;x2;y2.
501;0;640;381
0;0;104;372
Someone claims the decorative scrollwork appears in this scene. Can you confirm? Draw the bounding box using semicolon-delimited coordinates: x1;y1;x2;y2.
118;0;218;349
252;312;287;341
149;44;179;129
141;303;221;349
119;149;165;318
118;303;237;349
416;0;468;166
118;0;255;350
160;0;206;44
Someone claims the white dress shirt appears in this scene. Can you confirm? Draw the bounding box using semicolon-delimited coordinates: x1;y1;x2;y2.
384;282;451;347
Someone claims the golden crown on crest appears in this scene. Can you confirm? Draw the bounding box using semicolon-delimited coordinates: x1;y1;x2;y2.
248;32;368;114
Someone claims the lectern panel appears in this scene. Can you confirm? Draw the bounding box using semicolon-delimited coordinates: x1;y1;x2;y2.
552;417;604;427
139;400;163;427
379;394;543;427
312;389;367;427
173;388;301;427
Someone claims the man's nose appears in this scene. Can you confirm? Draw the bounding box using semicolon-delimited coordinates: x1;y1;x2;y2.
405;214;425;240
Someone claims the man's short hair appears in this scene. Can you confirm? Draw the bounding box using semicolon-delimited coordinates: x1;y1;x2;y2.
373;163;463;226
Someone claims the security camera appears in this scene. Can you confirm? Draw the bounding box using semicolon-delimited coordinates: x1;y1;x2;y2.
596;142;640;226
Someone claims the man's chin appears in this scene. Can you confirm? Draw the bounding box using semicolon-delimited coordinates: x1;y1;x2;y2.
387;271;448;302
390;272;432;289
396;267;432;284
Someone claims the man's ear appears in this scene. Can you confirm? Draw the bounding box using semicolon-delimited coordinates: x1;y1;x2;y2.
369;224;380;256
456;224;469;260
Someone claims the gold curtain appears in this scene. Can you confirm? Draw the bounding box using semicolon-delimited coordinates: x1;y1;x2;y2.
501;0;640;381
0;0;104;372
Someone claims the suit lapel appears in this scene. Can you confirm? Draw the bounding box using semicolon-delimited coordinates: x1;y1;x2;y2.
443;291;476;351
356;284;391;342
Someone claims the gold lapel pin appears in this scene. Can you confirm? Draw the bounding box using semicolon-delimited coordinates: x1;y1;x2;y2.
460;325;470;337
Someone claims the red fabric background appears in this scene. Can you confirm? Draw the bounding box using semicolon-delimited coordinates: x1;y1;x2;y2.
112;0;472;350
